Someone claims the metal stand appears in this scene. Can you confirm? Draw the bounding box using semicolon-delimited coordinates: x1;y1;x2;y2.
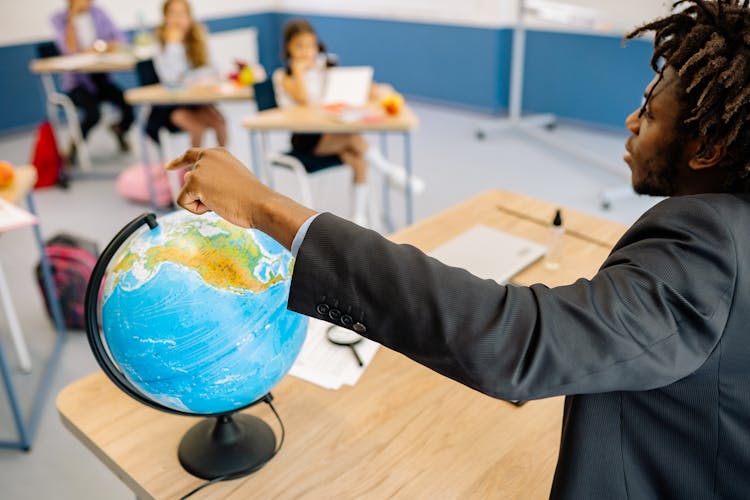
0;193;67;451
476;0;629;210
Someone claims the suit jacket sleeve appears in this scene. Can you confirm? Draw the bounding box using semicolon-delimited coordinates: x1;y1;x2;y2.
287;197;736;401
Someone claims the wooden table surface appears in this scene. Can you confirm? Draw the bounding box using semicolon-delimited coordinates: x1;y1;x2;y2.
29;53;136;75
56;190;627;499
0;166;36;204
125;83;254;106
242;103;419;133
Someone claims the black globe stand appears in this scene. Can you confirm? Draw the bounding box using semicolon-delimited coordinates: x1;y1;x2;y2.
178;411;277;480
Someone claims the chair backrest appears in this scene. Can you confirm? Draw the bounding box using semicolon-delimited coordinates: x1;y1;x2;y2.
37;41;61;59
135;59;160;86
253;78;278;111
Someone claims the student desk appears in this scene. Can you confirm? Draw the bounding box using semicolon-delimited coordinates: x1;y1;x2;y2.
124;83;254;208
242;103;419;230
1;166;67;450
56;190;626;499
29;53;138;171
29;53;137;75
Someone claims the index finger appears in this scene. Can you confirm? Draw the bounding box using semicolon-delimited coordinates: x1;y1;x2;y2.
166;148;204;170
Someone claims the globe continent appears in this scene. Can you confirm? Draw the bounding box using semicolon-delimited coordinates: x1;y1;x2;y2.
100;211;307;415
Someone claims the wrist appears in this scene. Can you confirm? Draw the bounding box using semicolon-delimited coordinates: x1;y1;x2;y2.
255;191;316;250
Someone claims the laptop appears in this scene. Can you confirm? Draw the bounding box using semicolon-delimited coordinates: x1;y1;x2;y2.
322;66;374;107
429;225;548;285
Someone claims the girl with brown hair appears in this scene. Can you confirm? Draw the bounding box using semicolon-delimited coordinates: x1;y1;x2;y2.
152;0;227;148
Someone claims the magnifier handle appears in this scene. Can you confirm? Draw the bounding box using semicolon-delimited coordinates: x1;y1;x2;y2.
349;345;364;367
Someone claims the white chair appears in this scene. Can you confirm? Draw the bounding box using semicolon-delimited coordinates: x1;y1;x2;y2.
36;42;93;171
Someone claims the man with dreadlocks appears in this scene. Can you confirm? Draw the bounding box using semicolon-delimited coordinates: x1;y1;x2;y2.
165;0;750;497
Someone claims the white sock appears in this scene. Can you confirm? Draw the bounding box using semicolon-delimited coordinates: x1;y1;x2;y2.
351;183;369;226
364;147;424;194
364;147;392;175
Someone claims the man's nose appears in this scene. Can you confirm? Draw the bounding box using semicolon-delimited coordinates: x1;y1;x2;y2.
625;109;640;135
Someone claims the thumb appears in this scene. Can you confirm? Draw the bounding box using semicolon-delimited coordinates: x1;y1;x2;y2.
166;148;203;171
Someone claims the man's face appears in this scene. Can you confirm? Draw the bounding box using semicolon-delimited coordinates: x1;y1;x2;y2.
624;67;689;196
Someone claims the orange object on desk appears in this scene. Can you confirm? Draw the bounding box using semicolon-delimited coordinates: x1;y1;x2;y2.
0;160;15;189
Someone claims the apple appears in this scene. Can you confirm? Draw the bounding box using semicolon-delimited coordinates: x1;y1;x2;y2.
238;66;254;87
0;161;14;189
382;92;404;115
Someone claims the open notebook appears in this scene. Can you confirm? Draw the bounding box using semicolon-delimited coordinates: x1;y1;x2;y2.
429;224;547;284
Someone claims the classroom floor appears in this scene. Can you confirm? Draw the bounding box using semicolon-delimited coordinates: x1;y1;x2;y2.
0;100;660;499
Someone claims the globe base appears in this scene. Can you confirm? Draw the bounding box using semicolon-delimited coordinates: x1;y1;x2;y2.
178;412;276;480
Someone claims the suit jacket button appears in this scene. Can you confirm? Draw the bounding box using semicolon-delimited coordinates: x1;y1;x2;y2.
340;314;353;327
353;322;367;333
316;303;330;316
328;309;341;321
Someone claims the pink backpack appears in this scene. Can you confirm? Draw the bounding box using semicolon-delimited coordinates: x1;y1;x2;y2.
116;164;173;208
36;234;99;330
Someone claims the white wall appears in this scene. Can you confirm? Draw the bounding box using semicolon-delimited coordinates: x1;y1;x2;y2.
279;0;515;27
279;0;671;32
2;0;278;46
3;0;673;46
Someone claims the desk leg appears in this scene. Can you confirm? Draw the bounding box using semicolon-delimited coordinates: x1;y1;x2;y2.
404;132;413;226
0;262;32;373
0;193;70;451
136;106;158;211
26;194;65;336
0;338;29;449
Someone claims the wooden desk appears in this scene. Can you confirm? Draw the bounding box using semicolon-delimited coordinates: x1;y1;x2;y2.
0;166;67;451
29;53;136;75
57;190;626;499
125;83;253;106
242;104;418;134
244;103;419;229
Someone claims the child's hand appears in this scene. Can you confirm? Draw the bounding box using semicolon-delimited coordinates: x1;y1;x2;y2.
290;60;309;76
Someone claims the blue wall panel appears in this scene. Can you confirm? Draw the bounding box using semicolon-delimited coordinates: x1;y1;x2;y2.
0;13;277;134
277;14;510;112
0;44;49;133
523;31;655;128
0;11;660;133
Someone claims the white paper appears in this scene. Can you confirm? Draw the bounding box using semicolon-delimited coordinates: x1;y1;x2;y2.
289;318;380;390
0;198;37;233
429;225;547;284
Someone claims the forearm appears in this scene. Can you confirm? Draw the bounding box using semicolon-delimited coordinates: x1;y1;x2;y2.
65;20;78;53
283;73;309;105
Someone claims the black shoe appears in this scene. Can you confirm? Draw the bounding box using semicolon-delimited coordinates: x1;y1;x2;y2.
110;124;131;153
64;142;78;168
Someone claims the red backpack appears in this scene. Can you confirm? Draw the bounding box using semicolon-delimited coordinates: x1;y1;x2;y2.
30;121;68;189
35;233;99;330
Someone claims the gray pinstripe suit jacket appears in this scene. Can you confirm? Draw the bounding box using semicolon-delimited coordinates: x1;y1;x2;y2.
288;193;750;499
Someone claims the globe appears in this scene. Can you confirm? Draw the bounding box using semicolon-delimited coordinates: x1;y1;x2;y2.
95;210;308;416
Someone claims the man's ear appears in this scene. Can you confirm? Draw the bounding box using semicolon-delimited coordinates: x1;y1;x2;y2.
688;139;727;170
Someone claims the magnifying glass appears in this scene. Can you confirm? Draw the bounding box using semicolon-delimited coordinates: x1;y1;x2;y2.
326;326;364;367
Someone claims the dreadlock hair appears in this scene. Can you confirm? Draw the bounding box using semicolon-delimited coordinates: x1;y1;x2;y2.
627;0;750;192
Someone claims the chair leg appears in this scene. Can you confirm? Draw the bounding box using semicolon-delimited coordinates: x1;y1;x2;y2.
293;165;314;208
158;129;183;202
58;97;92;171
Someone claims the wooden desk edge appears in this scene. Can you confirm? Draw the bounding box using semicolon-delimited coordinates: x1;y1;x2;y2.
241;107;419;132
56;381;154;500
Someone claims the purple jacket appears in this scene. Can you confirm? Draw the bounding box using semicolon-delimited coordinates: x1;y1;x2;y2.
51;5;128;92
